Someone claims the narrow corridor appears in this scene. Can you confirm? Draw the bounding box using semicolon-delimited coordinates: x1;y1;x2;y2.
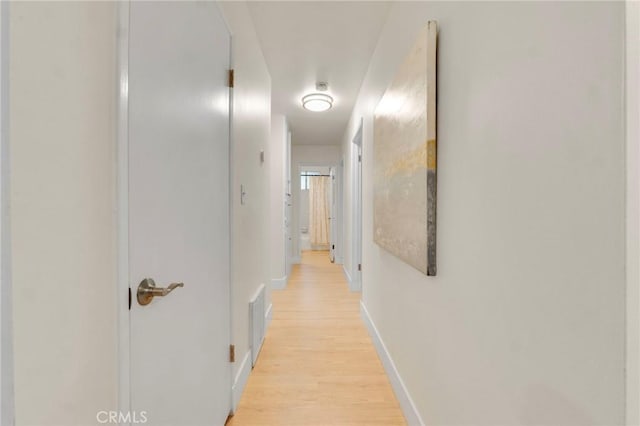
228;251;405;425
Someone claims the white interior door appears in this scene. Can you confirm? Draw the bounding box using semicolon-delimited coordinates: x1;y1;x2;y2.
128;2;231;425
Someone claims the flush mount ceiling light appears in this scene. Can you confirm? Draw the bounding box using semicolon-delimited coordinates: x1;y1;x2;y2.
302;93;333;112
302;82;333;112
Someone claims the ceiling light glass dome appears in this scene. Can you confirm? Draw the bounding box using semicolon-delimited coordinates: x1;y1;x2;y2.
302;93;333;112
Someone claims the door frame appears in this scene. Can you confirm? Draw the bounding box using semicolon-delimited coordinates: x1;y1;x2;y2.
334;161;344;264
350;119;363;292
116;1;131;418
0;2;14;425
626;1;640;424
115;2;234;420
284;131;293;276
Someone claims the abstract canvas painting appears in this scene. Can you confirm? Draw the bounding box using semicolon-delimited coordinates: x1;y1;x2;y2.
373;21;438;276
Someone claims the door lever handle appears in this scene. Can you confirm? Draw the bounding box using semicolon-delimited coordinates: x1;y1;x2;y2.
137;278;184;306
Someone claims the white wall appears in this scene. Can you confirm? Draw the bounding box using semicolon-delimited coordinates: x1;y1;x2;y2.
343;2;626;424
269;114;288;283
626;1;640;424
10;3;118;425
0;3;13;425
300;190;309;231
7;2;272;424
291;145;340;259
218;0;272;393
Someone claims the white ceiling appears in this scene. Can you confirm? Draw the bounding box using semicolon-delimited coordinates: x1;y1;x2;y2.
247;1;392;145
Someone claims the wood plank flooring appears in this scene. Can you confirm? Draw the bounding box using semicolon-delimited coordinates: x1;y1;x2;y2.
227;250;405;425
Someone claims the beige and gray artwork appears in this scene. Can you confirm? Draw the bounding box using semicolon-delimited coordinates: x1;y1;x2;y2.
373;21;437;276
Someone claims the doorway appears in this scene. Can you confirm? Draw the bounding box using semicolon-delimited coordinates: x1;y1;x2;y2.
120;2;232;425
300;166;331;254
298;165;342;264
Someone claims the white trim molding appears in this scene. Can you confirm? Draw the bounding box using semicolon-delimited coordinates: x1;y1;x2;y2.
360;301;424;426
231;349;252;414
626;1;640;424
342;265;351;284
265;302;273;331
116;1;131;420
343;265;361;292
231;303;272;415
271;276;287;290
0;2;14;425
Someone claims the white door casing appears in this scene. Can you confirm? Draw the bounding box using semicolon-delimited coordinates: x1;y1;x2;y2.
335;162;344;264
352;120;363;289
285;132;293;275
0;3;14;425
284;192;292;274
626;1;640;424
127;2;231;425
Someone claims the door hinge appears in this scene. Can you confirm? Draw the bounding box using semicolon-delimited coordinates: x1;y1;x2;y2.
358;263;362;272
229;344;235;363
358;154;362;162
332;244;335;250
128;287;132;310
228;69;234;88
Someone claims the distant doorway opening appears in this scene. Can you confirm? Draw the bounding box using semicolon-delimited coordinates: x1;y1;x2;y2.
298;165;341;263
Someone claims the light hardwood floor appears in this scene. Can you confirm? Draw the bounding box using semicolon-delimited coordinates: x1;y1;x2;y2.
227;250;405;425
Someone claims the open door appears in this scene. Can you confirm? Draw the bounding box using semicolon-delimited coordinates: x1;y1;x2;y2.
127;2;231;424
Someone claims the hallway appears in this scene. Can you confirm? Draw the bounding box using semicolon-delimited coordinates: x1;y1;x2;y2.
2;2;635;425
229;251;405;425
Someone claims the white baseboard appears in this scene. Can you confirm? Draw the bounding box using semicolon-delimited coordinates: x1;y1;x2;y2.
265;302;273;331
290;256;301;264
350;278;362;292
343;265;361;292
360;301;424;426
271;276;287;290
231;349;252;414
231;303;273;414
342;264;352;284
335;256;344;264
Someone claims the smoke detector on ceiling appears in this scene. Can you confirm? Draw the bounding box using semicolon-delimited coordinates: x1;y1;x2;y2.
316;82;329;92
